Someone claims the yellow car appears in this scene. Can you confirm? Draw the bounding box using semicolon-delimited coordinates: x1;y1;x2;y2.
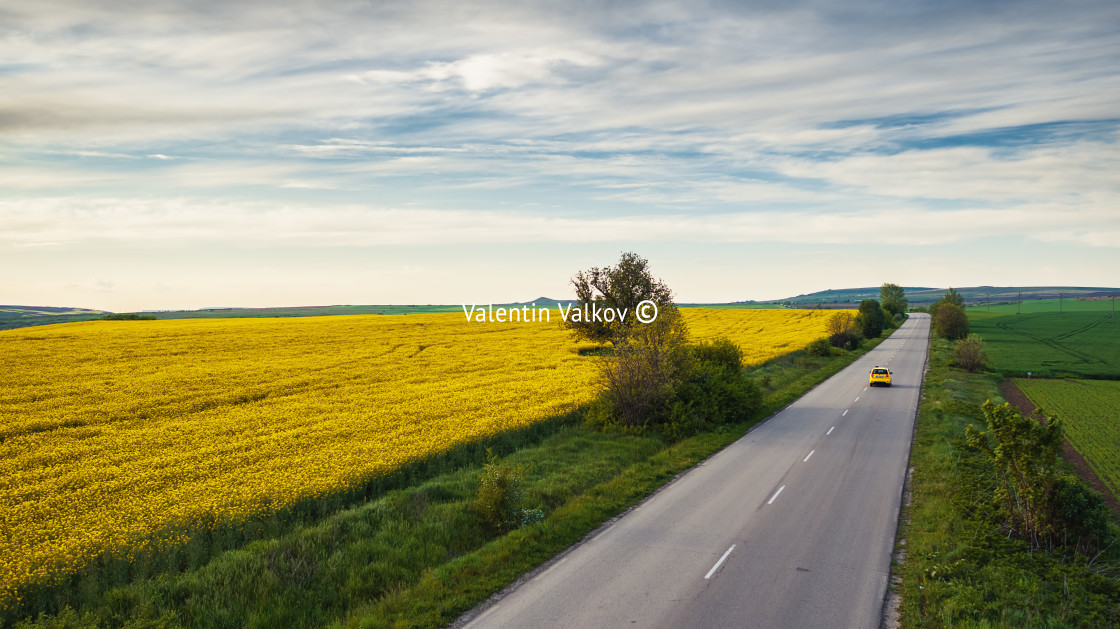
869;366;892;387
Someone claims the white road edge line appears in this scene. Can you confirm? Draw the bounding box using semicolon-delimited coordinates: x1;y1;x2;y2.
842;409;848;416
767;485;786;505
803;450;815;462
827;426;835;435
705;544;736;579
854;396;860;402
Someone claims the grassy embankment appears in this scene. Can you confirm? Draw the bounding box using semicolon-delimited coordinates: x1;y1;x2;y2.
11;329;896;629
897;328;1120;627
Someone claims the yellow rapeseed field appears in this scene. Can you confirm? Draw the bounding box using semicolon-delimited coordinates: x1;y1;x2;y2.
0;307;831;606
684;308;833;366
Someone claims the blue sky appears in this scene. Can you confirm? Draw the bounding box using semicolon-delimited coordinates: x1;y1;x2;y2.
2;0;1118;311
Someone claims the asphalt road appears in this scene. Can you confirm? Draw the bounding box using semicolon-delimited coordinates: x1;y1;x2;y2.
460;313;931;629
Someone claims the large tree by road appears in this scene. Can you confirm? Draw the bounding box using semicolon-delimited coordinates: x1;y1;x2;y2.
856;299;886;339
565;251;677;345
880;283;908;317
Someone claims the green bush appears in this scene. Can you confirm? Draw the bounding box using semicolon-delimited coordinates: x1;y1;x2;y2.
688;337;743;372
964;401;1114;552
935;303;969;340
952;334;987;372
665;345;762;439
856;299;885;338
475;450;531;533
829;330;862;350
588;336;762;439
1050;475;1113;553
806;338;832;357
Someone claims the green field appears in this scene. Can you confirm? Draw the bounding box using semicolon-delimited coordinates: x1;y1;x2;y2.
969;310;1120;379
966;297;1119;314
1014;378;1120;498
786;286;1118;306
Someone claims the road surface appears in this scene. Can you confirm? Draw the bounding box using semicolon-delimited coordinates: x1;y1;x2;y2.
460;313;930;629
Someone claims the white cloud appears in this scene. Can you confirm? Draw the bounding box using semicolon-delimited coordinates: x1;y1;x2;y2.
2;197;1116;249
1;0;1118;305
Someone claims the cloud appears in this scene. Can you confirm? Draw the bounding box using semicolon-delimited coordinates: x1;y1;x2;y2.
3;197;1116;249
1;0;1118;308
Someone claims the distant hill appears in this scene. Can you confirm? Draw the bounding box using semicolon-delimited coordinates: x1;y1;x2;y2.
0;305;108;331
778;286;1120;306
7;288;1117;333
0;305;106;317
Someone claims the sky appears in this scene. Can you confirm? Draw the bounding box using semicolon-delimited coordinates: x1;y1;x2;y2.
2;0;1118;311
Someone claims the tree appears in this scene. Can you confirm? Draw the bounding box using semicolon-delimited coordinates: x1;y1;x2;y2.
825;311;856;336
569;253;689;429
935;303;969;340
879;283;908;317
856;299;885;338
929;287;964;320
565;252;676;345
953;334;987;372
966;401;1112;552
965;402;1064;547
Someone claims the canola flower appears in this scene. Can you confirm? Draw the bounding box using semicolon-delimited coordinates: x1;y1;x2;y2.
0;308;831;607
683;308;833;365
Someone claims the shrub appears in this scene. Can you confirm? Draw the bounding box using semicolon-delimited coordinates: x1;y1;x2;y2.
475;450;531;533
592;334;762;438
965;402;1062;547
961;401;1113;552
666;361;761;439
825;311;856;336
806;338;832;356
595;308;690;429
689;337;743;373
935;303;969;340
829;330;862;350
952;334;987;372
1050;475;1113;553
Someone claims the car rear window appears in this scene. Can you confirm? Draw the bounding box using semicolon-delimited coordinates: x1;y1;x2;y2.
873;369;888;375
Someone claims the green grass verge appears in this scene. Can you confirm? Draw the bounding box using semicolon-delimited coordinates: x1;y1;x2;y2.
897;338;1120;628
10;330;896;629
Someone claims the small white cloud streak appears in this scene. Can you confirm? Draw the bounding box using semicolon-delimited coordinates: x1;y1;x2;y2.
2;198;1116;249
